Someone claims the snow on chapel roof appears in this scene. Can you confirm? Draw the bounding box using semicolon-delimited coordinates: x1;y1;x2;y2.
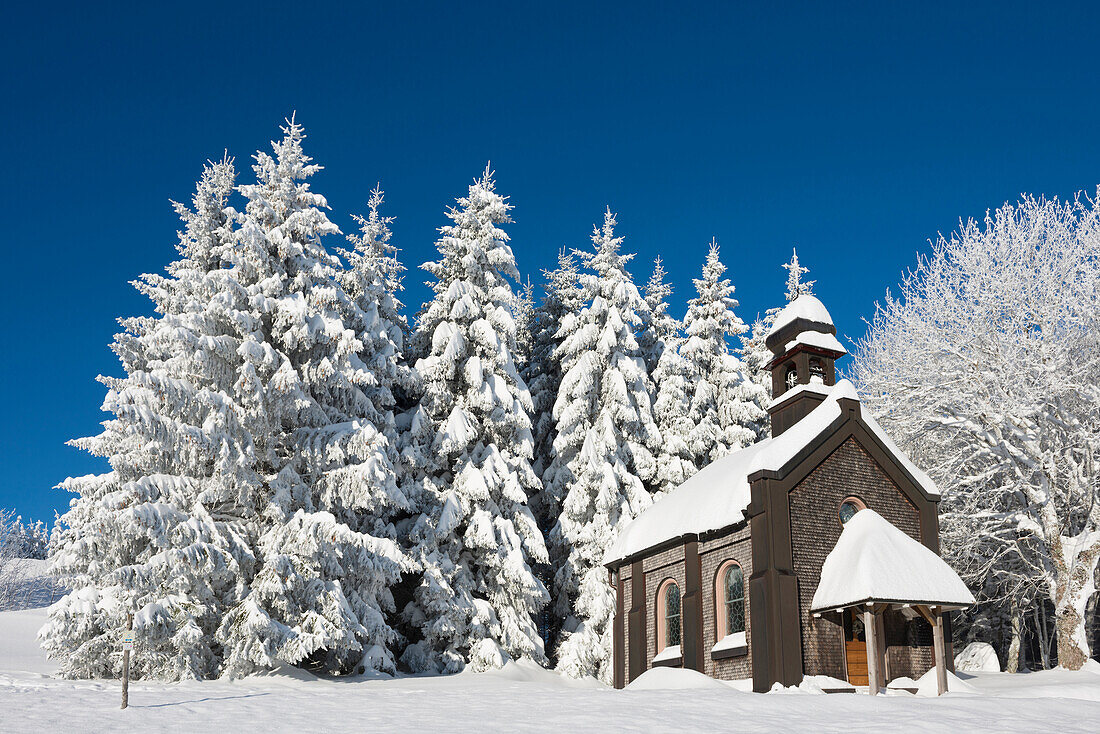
810;509;975;611
605;381;849;565
603;380;940;566
767;294;834;339
603;438;774;566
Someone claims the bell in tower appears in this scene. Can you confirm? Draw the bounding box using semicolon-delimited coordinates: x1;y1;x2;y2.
765;294;847;437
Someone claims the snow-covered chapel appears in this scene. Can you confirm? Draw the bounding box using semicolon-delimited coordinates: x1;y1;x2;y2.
603;294;974;693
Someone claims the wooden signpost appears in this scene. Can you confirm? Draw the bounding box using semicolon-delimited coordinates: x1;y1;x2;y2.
121;613;133;709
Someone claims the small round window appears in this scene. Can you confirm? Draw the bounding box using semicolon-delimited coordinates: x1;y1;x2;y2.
839;497;866;525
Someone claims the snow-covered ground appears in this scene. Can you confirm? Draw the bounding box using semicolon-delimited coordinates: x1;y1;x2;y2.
2;607;1099;733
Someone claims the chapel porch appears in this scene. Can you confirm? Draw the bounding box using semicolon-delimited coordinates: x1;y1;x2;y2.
809;509;975;695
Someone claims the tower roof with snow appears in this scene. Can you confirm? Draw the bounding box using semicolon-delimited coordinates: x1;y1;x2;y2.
602;379;940;565
767;294;833;339
764;295;844;362
810;509;974;612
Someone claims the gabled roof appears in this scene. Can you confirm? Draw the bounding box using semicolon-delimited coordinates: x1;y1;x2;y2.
810;509;974;611
602;380;939;566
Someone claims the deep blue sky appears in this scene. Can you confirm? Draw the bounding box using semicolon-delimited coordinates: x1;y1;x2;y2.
3;2;1100;525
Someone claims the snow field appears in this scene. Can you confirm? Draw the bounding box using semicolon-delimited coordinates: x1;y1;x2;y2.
4;608;1100;734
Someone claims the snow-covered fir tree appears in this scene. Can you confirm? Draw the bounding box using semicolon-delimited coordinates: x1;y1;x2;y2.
643;259;695;494
400;167;548;673
547;209;660;682
214;120;412;677
323;185;421;671
522;251;583;654
512;279;536;374
635;259;666;376
336;185;418;422
739;248;815;439
527;250;582;528
43;158;262;680
681;240;765;466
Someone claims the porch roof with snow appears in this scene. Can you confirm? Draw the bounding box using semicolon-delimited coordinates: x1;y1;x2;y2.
810;509;975;612
602;380;940;567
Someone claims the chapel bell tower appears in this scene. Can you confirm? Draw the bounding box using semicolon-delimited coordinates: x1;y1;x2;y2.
765;294;847;437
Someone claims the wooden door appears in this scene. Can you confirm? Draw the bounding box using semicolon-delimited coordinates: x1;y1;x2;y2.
843;609;868;686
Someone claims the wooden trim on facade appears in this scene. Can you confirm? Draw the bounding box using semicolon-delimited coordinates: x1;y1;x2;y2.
614;570;625;689
711;644;748;661
683;540;705;673
627;560;646;683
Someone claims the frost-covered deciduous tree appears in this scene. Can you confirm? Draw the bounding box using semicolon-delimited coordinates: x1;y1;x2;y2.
740;249;816;439
0;510;27;611
644;259;695;494
547;209;660;682
851;193;1100;669
214;120;412;677
1;509;49;610
43;158;261;680
681;240;765;466
0;511;49;561
401;167;548;673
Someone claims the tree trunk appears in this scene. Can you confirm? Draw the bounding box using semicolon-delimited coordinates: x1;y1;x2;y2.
1035;602;1051;670
1005;603;1023;673
1052;532;1100;670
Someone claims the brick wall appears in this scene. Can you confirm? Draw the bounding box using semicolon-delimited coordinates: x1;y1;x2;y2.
788;436;935;681
617;527;756;683
700;527;753;680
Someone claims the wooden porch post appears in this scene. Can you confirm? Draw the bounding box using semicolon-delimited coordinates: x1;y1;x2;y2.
874;607;888;690
863;606;879;695
933;607;948;695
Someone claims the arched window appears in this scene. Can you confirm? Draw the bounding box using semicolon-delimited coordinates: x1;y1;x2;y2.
809;358;825;384
839;496;867;525
715;561;745;639
785;366;798;390
656;580;681;650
